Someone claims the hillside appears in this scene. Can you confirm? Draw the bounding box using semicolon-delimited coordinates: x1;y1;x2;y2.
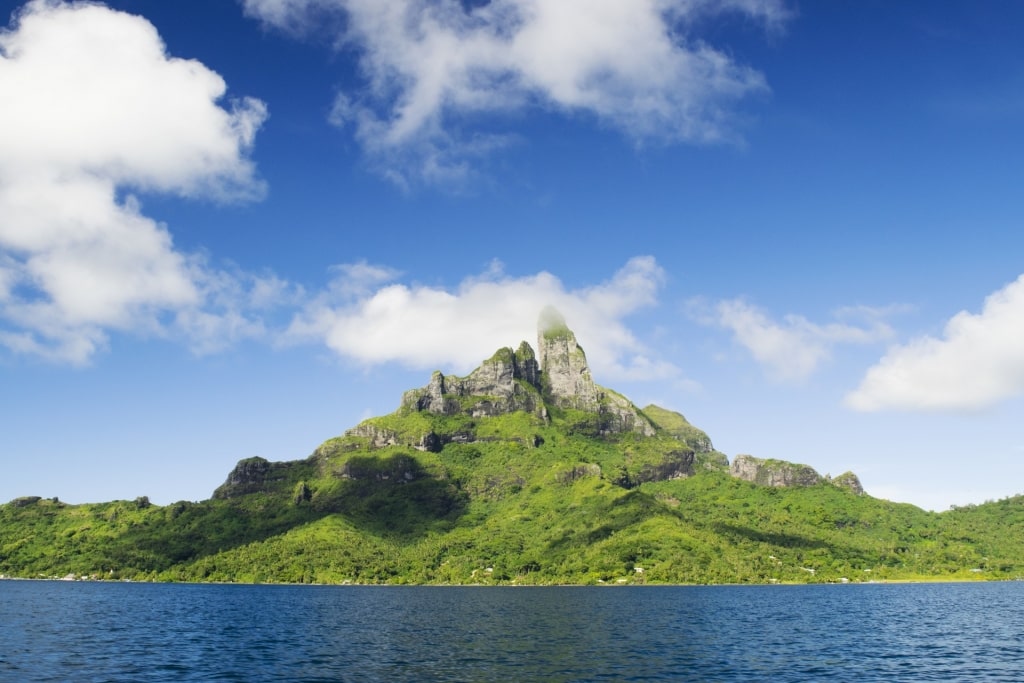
3;311;1024;585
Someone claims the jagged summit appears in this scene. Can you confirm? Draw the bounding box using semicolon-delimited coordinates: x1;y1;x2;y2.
400;342;542;418
348;308;861;493
537;305;570;336
535;307;597;408
398;309;655;436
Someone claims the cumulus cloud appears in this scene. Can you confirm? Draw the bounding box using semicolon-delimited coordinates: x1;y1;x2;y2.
700;299;894;382
287;255;679;382
243;0;786;185
0;1;269;363
846;275;1024;412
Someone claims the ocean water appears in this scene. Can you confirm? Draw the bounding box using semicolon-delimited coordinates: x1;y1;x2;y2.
1;580;1022;682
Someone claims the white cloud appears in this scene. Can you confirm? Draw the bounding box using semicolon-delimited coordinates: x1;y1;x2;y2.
287;255;679;382
703;299;894;381
0;254;17;302
847;275;1024;412
175;264;307;356
0;1;270;363
243;0;785;185
1;1;265;197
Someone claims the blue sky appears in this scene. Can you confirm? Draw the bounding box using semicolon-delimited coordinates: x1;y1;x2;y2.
2;0;1024;511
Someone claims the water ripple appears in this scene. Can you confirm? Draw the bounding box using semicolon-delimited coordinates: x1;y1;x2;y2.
2;581;1024;682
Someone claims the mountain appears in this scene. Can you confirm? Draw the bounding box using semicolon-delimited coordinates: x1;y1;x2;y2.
3;311;1024;585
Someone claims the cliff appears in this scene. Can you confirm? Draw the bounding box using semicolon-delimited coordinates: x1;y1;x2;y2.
400;342;543;418
729;454;865;494
5;382;910;585
730;454;823;488
212;456;315;499
0;306;909;587
393;307;654;438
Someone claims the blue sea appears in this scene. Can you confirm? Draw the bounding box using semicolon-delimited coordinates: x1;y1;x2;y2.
2;580;1022;682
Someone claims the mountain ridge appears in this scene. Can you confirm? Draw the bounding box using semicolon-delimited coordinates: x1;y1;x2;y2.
3;310;1022;585
282;309;861;499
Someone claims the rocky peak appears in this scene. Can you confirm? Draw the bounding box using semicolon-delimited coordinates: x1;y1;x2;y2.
536;307;655;436
400;343;543;418
829;471;865;495
395;308;655;436
468;344;540;397
536;306;600;409
514;340;540;387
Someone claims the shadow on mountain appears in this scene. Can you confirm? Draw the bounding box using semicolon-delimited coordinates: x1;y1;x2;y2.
314;454;469;539
109;454;467;573
543;489;665;553
713;522;832;551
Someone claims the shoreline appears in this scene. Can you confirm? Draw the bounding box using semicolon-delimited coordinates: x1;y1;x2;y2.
1;574;1010;588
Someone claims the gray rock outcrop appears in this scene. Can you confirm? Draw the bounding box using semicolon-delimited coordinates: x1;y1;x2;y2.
536;306;600;409
830;471;865;495
395;308;655;437
341;454;420;482
729;455;867;494
634;449;695;484
346;423;401;448
729;454;823;488
401;343;543;418
536;307;655;437
213;456;304;499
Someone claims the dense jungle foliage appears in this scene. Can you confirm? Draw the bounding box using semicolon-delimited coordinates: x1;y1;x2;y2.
3;398;1023;586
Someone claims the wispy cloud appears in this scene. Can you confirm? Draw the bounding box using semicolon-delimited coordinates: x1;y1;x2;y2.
0;1;270;364
287;255;681;382
243;0;788;186
847;274;1024;412
694;298;895;381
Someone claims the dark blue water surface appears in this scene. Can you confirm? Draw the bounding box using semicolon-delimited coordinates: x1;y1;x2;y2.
2;581;1023;682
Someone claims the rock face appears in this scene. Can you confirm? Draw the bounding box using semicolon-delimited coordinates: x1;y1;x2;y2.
341;454;420;482
336;308;865;492
633;449;695;484
396;308;655;437
730;454;823;488
729;455;868;494
346;423;401;449
536;306;600;410
536;307;655;437
557;463;602;485
213;456;303;499
830;471;865;495
401;343;543;418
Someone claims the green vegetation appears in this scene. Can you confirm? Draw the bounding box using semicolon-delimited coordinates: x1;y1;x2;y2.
4;402;1024;585
538;305;572;340
4;329;1024;585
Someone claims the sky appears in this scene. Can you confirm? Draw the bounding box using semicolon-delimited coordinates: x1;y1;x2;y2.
2;0;1024;512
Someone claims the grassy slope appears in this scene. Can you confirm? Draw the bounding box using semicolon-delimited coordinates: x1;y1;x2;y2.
4;403;1024;585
